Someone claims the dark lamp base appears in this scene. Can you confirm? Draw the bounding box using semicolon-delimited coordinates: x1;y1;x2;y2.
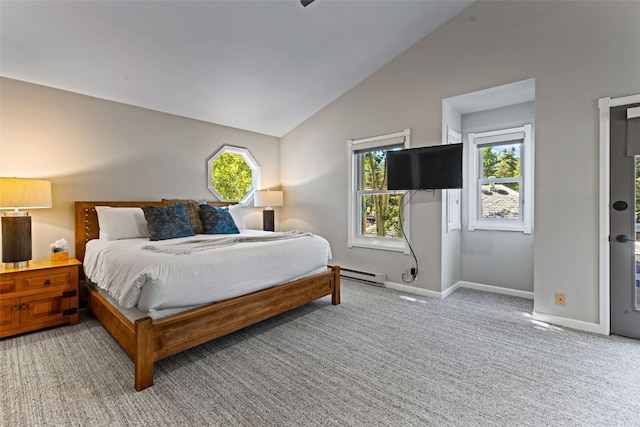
262;209;275;232
2;215;32;266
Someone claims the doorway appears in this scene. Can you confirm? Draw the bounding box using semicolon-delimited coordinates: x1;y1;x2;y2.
610;102;640;339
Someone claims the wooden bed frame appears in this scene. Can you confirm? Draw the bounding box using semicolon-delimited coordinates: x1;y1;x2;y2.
74;201;340;391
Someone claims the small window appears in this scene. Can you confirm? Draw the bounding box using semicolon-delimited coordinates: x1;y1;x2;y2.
468;124;533;233
207;145;260;206
348;129;410;252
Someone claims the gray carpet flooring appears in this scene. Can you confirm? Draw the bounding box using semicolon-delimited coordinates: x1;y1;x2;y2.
2;279;639;426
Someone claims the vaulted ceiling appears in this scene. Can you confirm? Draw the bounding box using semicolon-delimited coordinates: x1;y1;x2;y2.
1;1;473;137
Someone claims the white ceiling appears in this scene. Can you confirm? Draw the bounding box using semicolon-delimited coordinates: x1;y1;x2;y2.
0;0;473;137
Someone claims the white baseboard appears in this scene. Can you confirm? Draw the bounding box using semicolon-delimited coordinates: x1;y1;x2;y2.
456;281;534;300
531;311;607;335
384;280;533;300
383;280;607;335
384;281;448;299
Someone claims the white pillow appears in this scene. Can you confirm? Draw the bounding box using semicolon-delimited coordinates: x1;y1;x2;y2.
95;206;150;240
227;204;245;230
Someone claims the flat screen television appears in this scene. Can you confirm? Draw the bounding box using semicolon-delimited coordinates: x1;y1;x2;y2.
387;143;463;190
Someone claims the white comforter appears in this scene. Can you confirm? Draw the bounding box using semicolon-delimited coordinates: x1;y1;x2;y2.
83;230;331;314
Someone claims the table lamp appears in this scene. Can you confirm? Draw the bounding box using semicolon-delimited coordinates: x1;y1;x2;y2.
254;190;283;232
0;178;52;268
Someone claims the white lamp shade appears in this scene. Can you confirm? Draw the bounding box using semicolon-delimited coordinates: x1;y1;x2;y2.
0;178;52;209
254;190;283;208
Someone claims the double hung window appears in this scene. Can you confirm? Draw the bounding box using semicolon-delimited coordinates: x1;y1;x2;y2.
348;129;410;252
468;124;533;233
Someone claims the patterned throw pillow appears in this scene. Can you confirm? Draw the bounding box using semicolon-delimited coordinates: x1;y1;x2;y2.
142;205;196;241
161;199;204;234
200;204;240;234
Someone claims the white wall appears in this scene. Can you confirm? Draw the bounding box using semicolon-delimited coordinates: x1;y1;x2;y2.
281;1;640;326
440;101;462;292
460;102;535;292
0;78;281;261
2;1;638;330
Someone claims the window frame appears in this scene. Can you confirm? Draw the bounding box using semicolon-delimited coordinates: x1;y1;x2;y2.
468;124;533;233
207;145;260;206
347;129;411;253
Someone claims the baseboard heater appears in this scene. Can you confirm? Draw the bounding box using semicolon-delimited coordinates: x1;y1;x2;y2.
340;267;385;286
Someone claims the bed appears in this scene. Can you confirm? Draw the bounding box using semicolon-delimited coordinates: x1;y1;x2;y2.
74;201;340;391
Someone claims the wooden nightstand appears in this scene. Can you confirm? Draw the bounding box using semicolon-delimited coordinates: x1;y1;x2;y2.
0;258;81;339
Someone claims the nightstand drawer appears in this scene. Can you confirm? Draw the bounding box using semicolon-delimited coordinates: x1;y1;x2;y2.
0;259;80;338
20;291;78;328
0;297;20;333
23;271;71;291
0;279;16;294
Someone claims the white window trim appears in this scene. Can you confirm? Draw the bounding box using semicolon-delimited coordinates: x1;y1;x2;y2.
468;124;533;234
347;129;410;253
207;145;261;207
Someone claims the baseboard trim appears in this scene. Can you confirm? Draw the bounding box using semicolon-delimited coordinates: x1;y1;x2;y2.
384;280;533;300
531;311;607;335
384;281;447;299
457;281;534;300
384;280;606;335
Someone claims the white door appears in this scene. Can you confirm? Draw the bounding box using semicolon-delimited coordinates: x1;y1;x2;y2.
610;102;640;339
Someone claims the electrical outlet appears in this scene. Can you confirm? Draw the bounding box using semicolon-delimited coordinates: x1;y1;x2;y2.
402;268;416;280
555;292;566;306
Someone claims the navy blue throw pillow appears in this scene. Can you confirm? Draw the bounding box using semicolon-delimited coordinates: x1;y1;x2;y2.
142;205;196;241
200;204;240;234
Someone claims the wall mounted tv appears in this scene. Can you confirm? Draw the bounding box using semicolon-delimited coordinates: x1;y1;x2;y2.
387;143;463;190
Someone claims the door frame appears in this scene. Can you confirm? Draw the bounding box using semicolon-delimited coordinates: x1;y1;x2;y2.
598;93;640;335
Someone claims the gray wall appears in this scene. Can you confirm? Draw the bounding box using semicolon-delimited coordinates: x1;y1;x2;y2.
440;101;462;292
281;1;640;325
460;102;535;292
3;1;639;328
0;78;281;261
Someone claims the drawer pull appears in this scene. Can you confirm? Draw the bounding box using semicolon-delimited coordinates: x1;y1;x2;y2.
11;304;29;311
43;279;52;287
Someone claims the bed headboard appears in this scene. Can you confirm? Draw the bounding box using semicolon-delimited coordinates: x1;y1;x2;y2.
74;201;230;263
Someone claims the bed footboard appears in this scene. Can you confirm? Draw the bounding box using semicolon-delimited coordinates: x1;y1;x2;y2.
86;266;340;391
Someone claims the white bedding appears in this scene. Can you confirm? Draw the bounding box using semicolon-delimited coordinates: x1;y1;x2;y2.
83;230;332;315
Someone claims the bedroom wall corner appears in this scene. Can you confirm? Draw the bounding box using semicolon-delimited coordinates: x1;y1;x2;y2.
279;1;640;330
0;77;281;261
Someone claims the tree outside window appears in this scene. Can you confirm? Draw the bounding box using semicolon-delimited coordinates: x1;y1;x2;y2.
468;124;533;233
207;145;260;205
348;129;409;253
479;142;522;219
359;150;403;239
211;152;252;202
